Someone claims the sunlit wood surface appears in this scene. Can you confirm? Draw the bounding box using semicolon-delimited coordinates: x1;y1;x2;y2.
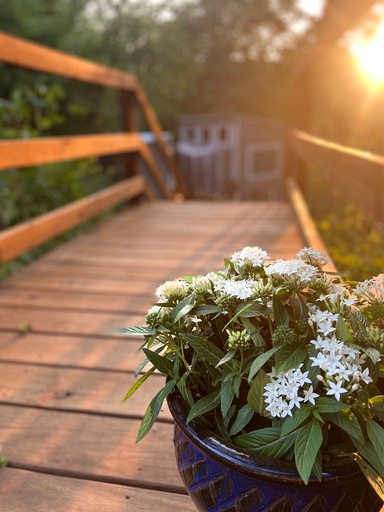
0;200;305;511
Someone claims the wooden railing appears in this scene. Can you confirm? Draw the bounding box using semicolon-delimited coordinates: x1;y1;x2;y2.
289;129;384;221
0;32;186;264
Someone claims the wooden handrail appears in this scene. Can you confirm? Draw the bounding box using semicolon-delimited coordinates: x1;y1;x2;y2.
0;176;151;264
0;31;186;195
290;129;384;219
291;129;384;178
0;30;184;262
0;32;138;91
0;133;143;170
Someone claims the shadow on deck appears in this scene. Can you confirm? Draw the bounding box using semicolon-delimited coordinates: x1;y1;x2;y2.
0;199;306;511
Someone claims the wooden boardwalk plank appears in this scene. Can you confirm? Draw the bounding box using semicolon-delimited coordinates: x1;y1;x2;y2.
1;468;195;512
0;405;182;489
0;362;169;419
0;200;306;510
0;333;143;371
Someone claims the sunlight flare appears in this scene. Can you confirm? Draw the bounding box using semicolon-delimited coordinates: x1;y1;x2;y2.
351;24;384;83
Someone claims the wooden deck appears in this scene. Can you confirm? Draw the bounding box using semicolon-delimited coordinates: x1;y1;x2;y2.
0;200;306;511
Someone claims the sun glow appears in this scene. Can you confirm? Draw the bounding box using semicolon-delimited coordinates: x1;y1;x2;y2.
351;24;384;83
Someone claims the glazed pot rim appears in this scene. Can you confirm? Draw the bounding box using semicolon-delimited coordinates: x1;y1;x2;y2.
167;388;363;486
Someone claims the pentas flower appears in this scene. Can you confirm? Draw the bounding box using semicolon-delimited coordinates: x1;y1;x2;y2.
297;247;329;269
310;335;372;397
191;275;214;295
354;274;384;306
308;307;339;336
319;290;356;316
156;280;189;302
230;246;268;272
214;278;256;300
265;259;317;290
264;365;312;418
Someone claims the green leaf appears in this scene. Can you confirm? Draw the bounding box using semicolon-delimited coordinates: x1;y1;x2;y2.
273;295;289;326
0;457;8;468
221;376;236;417
292;294;308;323
235;426;281;451
247;369;269;415
241;318;266;347
274;343;306;374
353;438;384;480
256;430;298;459
312;450;323;482
120;326;156;336
216;349;236;368
370;395;384;421
315;397;350;414
281;404;311;436
294;418;323;484
367;419;384;469
364;347;381;365
236;302;268;318
336;317;353;344
352;453;384;501
142;348;174;377
236;426;300;459
186;389;221;424
248;346;279;383
365;305;384;323
170;295;195;323
230;404;254;436
193;305;221;315
324;410;364;445
136;378;176;442
122;367;156;402
182;333;225;366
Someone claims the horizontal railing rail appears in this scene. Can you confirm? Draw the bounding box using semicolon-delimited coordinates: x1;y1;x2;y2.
0;31;186;264
290;129;384;220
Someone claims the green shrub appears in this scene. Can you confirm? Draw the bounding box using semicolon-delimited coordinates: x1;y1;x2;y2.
0;82;119;279
318;204;384;281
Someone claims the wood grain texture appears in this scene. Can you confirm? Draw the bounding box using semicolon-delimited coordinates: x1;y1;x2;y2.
0;176;146;263
0;405;183;488
0;362;170;418
0;133;144;171
0;334;143;371
0;32;137;91
0;468;195;512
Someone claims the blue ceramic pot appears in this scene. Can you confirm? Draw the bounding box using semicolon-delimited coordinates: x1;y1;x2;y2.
167;390;383;512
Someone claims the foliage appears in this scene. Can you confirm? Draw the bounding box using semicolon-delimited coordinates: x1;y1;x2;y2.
122;246;384;495
318;205;384;281
0;82;116;230
0;81;119;280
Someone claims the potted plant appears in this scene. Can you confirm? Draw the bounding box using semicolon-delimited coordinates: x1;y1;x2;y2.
122;246;384;511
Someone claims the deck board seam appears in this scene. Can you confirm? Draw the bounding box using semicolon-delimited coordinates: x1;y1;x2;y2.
6;462;187;495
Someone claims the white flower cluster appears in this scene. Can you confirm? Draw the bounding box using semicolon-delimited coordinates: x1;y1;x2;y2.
156;280;189;301
231;246;268;272
319;287;356;316
191;275;214;295
310;335;372;399
308;308;339;336
214;278;257;300
264;365;317;418
265;259;317;289
354;274;384;306
309;306;372;399
296;247;328;268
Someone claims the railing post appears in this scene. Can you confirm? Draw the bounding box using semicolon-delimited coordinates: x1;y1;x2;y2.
121;90;138;178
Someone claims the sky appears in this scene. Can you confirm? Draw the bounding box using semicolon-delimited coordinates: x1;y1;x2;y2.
297;0;325;18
